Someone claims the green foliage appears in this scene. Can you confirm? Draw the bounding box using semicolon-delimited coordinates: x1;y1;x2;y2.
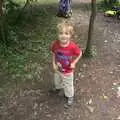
3;0;20;15
0;50;26;90
97;0;120;11
0;0;20;49
0;1;58;89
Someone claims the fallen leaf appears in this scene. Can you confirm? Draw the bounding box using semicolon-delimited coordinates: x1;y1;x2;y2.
33;103;38;110
117;116;120;119
113;83;117;86
113;116;120;120
83;64;87;68
103;95;108;100
116;50;120;53
102;94;108;100
117;87;120;91
34;111;37;116
81;75;84;78
109;71;113;74
104;40;108;43
86;99;92;105
86;105;95;113
46;114;52;117
78;73;81;76
117;87;120;98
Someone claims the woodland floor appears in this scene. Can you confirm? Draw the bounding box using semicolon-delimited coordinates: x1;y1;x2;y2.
0;0;120;120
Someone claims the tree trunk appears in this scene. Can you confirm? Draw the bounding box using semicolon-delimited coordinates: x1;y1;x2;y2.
15;0;30;24
84;0;96;57
0;0;2;41
0;0;7;46
0;0;3;16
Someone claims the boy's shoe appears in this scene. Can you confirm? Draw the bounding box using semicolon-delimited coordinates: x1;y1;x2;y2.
56;10;72;18
56;10;63;17
64;97;74;108
64;11;72;18
56;12;62;17
49;89;61;95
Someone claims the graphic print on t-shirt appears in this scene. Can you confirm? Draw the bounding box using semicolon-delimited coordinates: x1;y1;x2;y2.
56;51;71;72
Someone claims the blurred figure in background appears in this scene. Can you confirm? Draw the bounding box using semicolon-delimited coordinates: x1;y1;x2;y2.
57;0;72;18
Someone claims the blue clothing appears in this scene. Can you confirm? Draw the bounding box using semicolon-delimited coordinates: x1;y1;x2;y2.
57;0;72;17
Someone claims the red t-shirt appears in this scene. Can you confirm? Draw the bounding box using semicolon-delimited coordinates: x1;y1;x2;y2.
51;40;81;74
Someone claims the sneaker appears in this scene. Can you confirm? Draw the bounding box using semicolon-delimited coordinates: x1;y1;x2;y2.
49;89;61;95
64;97;74;108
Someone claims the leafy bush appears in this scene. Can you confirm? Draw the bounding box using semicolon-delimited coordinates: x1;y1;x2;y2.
3;0;20;15
97;0;120;11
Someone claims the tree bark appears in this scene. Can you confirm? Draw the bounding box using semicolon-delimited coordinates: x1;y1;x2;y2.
84;0;96;57
15;0;30;23
0;0;8;46
0;0;3;17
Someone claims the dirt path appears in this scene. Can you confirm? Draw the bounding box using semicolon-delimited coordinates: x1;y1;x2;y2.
0;1;120;120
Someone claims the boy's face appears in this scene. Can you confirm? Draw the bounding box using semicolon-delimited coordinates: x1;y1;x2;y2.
58;27;71;44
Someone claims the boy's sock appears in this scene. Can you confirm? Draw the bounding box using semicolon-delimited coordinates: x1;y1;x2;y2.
64;97;74;108
67;97;74;106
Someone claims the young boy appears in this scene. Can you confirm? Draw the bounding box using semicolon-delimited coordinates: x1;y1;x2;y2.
51;21;82;106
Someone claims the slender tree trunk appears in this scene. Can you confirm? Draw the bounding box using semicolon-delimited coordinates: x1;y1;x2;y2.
84;0;96;57
0;0;5;44
15;0;30;23
0;0;3;16
0;0;8;49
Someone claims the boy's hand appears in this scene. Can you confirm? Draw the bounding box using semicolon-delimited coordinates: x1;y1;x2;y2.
53;63;58;72
70;62;76;69
57;62;62;68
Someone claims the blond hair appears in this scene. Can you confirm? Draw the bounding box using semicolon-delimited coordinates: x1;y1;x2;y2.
57;20;74;36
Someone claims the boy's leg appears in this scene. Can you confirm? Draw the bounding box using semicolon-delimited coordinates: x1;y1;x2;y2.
54;71;63;90
49;71;63;94
62;73;74;106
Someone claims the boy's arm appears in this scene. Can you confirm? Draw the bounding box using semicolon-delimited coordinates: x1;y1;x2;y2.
70;51;82;69
51;41;57;72
52;52;58;72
